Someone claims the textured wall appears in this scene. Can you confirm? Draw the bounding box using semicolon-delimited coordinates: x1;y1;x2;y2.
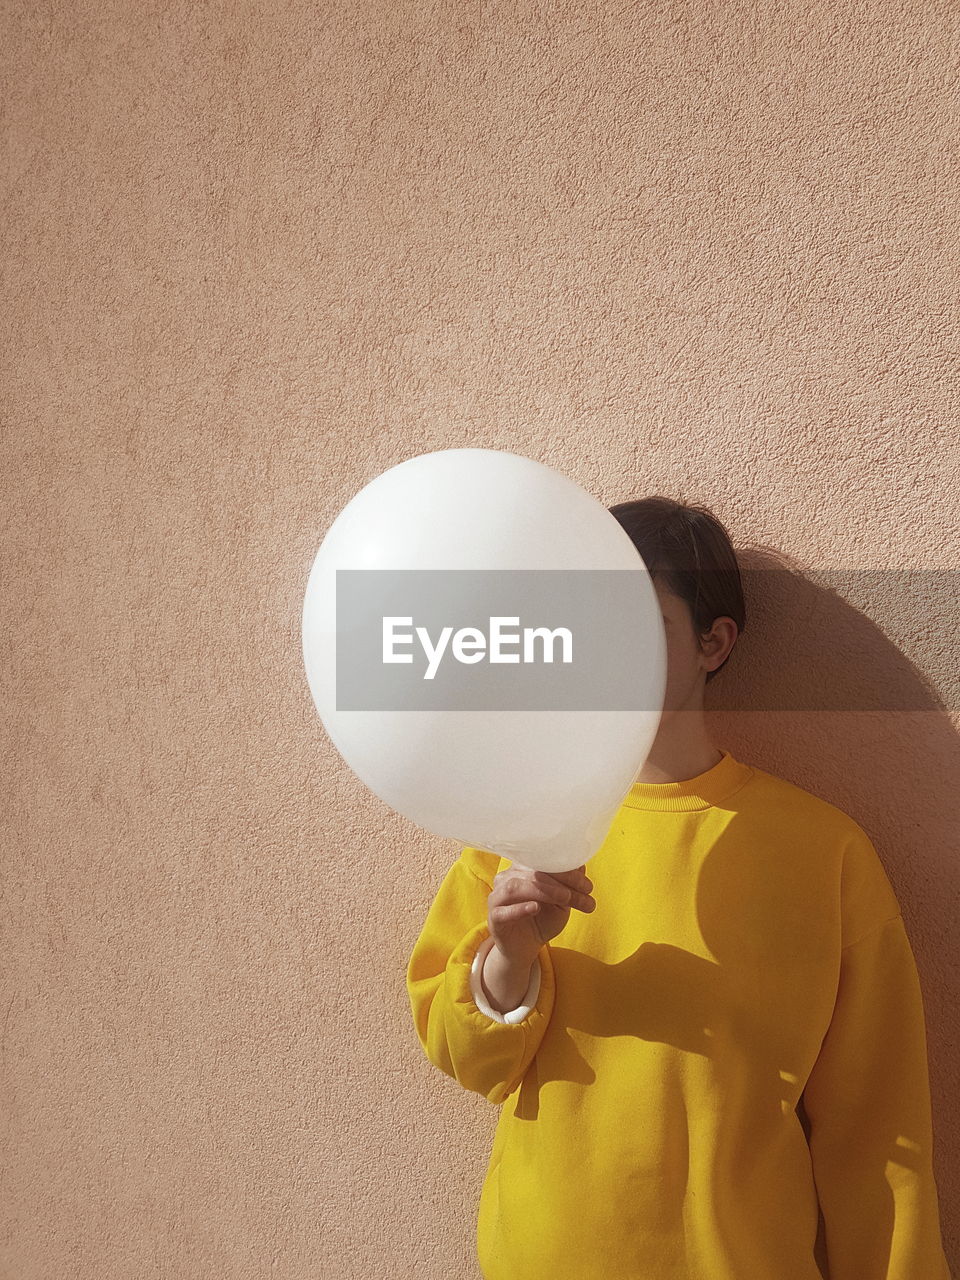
2;2;958;1277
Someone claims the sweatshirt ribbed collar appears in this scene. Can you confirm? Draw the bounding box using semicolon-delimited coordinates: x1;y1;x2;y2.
622;749;753;812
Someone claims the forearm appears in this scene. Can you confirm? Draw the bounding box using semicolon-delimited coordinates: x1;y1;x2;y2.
481;943;539;1014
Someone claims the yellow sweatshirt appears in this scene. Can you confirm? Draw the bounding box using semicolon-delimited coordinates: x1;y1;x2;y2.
406;749;952;1280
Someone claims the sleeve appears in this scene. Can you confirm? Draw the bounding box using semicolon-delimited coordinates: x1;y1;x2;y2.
405;845;556;1104
469;934;542;1024
801;825;952;1280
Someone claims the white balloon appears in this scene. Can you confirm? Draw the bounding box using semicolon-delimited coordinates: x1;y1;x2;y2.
301;448;666;872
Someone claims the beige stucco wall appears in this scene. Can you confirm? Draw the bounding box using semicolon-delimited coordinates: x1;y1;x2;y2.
3;2;957;1277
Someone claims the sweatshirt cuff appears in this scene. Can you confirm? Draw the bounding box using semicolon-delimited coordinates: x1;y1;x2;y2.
469;933;541;1024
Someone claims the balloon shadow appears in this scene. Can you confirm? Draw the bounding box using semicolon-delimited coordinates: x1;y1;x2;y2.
502;548;958;1278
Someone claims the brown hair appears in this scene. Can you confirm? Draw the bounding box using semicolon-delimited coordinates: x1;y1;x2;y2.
607;496;745;682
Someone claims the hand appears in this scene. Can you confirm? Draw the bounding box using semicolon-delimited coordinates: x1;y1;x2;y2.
487;861;596;968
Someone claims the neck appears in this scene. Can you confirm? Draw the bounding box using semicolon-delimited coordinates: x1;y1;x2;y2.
634;711;722;784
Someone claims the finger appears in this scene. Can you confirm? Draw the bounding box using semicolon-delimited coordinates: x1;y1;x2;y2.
498;879;572;908
497;863;593;895
494;882;595;914
493;901;540;922
545;866;594;893
504;861;582;881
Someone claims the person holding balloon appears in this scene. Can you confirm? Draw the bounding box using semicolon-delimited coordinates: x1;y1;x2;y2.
403;493;952;1280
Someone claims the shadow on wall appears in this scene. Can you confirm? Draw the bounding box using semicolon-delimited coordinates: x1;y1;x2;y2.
709;546;959;1277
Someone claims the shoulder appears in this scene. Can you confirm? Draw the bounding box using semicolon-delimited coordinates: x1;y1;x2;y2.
745;761;900;944
743;761;868;842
